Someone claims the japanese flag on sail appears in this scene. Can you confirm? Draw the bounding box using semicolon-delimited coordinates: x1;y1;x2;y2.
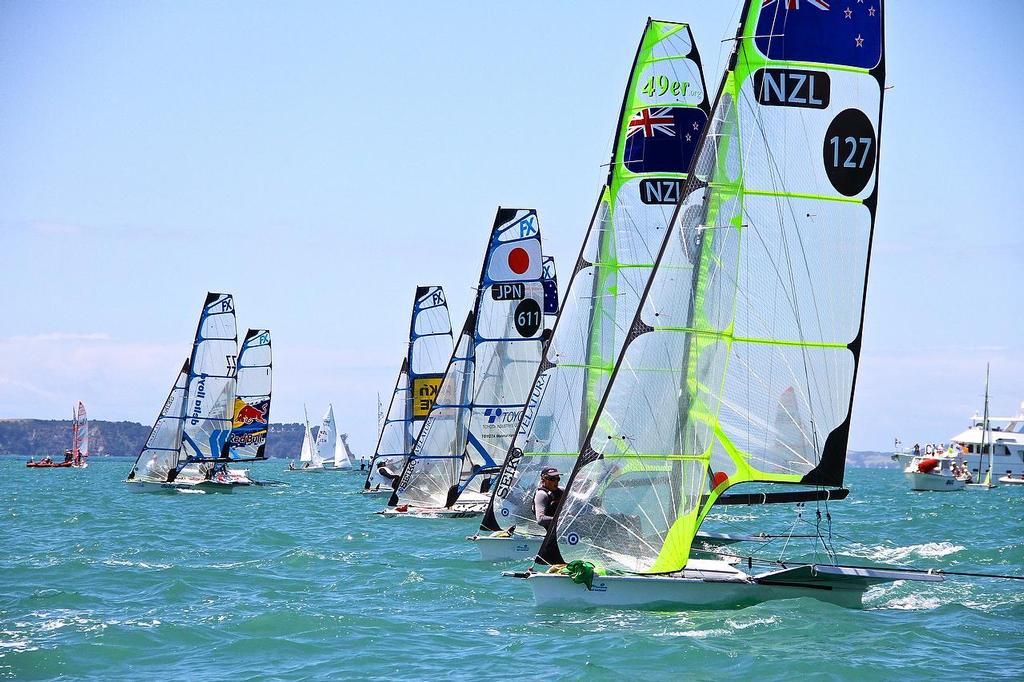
486;238;542;282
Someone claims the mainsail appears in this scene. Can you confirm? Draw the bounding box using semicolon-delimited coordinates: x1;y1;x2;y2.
313;405;337;468
71;401;89;466
394;208;551;509
227;329;272;460
127;360;190;482
335;432;354;468
172;292;238;479
539;1;885;573
364;286;453;489
481;19;710;535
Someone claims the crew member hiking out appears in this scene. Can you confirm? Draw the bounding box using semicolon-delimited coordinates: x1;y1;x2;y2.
534;466;564;530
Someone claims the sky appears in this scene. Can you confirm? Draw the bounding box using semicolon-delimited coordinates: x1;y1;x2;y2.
1;1;1022;454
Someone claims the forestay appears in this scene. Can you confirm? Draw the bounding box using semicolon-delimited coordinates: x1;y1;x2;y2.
482;20;710;536
174;293;238;478
396;208;551;509
227;329;272;460
127;360;190;482
364;285;453;489
539;1;886;573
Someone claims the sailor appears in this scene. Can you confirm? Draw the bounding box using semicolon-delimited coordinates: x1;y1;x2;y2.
913;443;921;456
377;462;401;490
534;466;564;530
360;456;367;471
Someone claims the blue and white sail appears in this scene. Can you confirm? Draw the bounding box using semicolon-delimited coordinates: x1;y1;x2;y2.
392;208;553;510
172;292;238;480
227;329;272;460
127;359;190;482
364;286;453;489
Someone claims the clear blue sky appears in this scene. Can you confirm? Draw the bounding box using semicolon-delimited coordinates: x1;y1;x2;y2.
1;1;1021;454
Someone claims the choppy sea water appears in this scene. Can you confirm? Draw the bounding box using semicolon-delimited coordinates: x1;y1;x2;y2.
1;458;1021;680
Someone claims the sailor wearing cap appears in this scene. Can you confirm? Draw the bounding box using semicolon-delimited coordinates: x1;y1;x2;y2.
534;466;564;530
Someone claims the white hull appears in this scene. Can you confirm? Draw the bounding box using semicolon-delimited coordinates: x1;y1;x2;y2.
472;534;543;561
470;529;763;562
998;475;1024;485
520;560;942;610
359;487;393;495
125;479;237;493
904;472;965;491
378;502;485;519
284;466;326;473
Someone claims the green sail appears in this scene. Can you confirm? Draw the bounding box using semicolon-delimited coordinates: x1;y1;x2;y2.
482;19;711;535
542;0;886;573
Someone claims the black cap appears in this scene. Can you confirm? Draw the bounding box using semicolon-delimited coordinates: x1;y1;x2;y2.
541;466;561;480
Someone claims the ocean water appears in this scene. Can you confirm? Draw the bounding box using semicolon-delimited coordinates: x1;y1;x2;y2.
1;458;1021;681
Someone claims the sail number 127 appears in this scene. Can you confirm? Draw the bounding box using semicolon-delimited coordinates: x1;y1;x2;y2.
828;136;872;170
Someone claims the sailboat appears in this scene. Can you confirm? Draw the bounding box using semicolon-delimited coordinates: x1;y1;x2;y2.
967;365;997;490
380;208;557;518
508;0;942;608
472;19;711;559
363;286;453;494
330;432;357;470
126;293;269;492
288;405;335;472
27;401;90;469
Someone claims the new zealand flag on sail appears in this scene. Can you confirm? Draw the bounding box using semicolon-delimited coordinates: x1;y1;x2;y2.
623;107;706;174
754;0;882;70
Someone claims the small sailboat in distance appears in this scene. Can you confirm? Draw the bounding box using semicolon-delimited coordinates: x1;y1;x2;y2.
27;401;89;469
287;405;335;472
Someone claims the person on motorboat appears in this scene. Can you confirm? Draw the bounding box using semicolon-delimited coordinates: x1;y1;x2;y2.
534;466;564;530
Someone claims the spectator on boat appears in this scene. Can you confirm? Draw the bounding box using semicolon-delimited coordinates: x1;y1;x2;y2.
913;443;921;456
360;457;367;471
925;444;934;456
534;467;564;530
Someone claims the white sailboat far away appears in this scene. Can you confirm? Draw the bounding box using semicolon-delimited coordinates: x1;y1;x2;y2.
287;405;336;473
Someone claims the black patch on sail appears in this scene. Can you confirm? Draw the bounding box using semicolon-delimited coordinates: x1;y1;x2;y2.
753;68;830;109
801;420;850;487
823;108;876;196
